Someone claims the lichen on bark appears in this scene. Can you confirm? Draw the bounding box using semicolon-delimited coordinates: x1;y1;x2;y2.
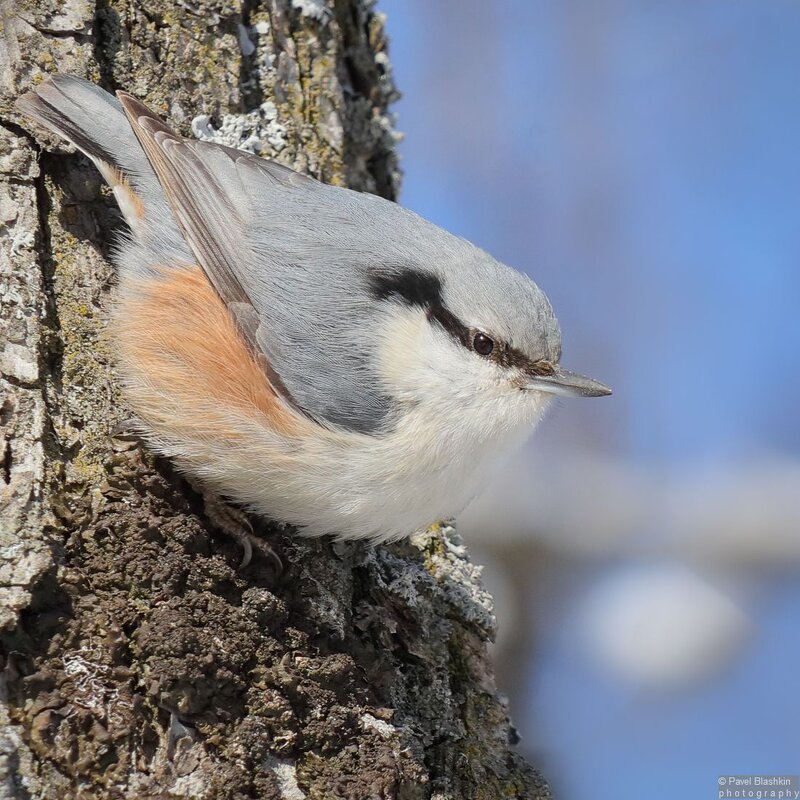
0;0;551;797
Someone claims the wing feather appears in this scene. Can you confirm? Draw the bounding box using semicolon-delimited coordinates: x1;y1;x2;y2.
117;93;251;308
115;91;433;434
116;92;319;424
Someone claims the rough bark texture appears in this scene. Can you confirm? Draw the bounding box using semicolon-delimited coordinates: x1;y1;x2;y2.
0;1;552;797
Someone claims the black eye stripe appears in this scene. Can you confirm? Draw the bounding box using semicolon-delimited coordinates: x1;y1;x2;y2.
427;304;471;348
367;268;473;347
369;268;443;308
369;267;554;375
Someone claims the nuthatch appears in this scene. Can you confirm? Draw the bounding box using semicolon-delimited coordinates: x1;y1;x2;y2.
17;75;610;550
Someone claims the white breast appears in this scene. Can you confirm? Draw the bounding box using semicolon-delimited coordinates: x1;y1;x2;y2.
201;307;553;541
166;305;552;541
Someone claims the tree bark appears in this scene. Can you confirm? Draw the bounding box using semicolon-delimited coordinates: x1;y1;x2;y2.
0;1;551;797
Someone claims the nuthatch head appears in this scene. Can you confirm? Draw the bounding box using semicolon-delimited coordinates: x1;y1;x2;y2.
17;75;610;543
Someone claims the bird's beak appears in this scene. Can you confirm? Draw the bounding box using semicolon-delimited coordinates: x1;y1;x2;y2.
525;367;612;398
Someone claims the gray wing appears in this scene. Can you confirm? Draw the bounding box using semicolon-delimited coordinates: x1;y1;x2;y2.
117;92;452;434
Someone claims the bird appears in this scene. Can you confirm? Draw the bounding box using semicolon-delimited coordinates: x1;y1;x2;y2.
16;75;610;561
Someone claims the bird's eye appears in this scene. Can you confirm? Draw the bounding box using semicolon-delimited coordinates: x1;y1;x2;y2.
472;332;494;356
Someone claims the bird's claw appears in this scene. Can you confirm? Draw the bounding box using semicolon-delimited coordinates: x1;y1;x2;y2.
198;489;281;571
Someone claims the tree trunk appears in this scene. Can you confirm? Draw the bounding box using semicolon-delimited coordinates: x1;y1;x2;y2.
0;1;551;797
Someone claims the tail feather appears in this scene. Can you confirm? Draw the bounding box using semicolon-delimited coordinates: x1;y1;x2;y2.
15;76;124;169
15;75;191;267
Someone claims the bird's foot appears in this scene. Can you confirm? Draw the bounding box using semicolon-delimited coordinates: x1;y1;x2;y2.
197;488;282;571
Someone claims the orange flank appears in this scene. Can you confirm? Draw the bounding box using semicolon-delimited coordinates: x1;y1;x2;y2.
114;266;302;438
